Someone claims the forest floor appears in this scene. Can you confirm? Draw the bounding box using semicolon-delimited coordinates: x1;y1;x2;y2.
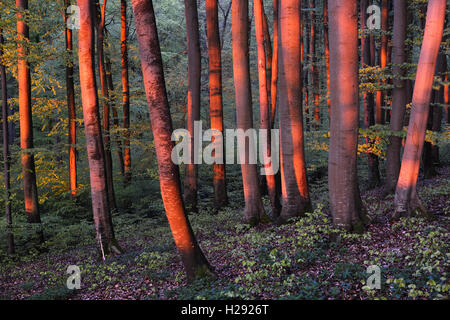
0;164;448;300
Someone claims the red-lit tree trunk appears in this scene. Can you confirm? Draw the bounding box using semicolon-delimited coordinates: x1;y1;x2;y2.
309;0;320;130
77;0;121;255
376;0;389;125
16;0;41;224
324;0;330;118
277;0;311;224
183;0;201;212
1;28;14;254
393;0;446;219
270;0;279;129
65;0;77;199
121;0;131;183
385;0;407;194
131;0;213;281
232;0;268;225
328;0;367;232
206;0;228;209
96;0;116;210
254;0;281;217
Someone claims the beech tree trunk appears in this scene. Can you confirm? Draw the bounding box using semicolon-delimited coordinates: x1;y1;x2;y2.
328;0;367;232
232;0;268;226
65;0;77;199
1;28;14;254
309;0;320;130
254;0;281;217
376;0;389;125
393;0;446;219
385;0;407;194
324;0;330;118
121;0;131;183
77;0;121;256
206;0;228;209
270;0;279;129
131;0;214;281
277;0;311;224
16;0;41;224
183;0;201;212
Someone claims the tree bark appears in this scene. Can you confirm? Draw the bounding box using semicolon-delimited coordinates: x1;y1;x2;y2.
385;0;407;194
206;0;228;209
232;0;268;226
324;0;330;119
277;0;311;224
77;0;122;256
16;0;41;224
1;27;14;254
328;0;367;232
309;0;320;130
121;0;131;183
376;0;389;125
393;0;446;219
270;0;279;129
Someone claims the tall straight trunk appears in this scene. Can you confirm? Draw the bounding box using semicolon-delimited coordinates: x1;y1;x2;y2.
328;0;367;232
232;0;268;226
270;0;279;129
16;0;41;224
303;4;310;131
206;0;228;209
445;68;449;123
385;0;407;194
96;0;116;210
131;0;213;281
183;0;201;212
254;0;281;217
65;0;77;199
1;28;14;254
324;0;330;119
376;0;389;125
105;54;125;177
262;9;272;109
121;0;131;183
393;0;446;219
277;0;311;224
309;0;320;129
77;0;121;255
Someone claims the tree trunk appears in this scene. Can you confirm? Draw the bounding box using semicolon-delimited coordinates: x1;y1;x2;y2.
1;27;14;254
96;0;117;210
183;0;201;212
254;0;281;217
206;0;228;209
328;0;367;232
65;0;77;199
270;0;279;129
121;0;131;183
232;0;268;226
16;0;41;225
385;0;407;194
393;0;446;219
309;0;320;130
376;0;389;125
277;0;311;224
77;0;122;256
131;0;214;281
324;0;330;119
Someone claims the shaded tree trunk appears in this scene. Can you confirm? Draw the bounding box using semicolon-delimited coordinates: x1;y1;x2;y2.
376;0;389;125
206;0;228;209
1;27;14;254
277;0;311;224
309;0;320;130
385;0;407;194
121;0;131;183
77;0;122;256
393;0;446;219
328;0;367;232
232;0;268;225
183;0;201;212
16;0;41;225
131;0;214;281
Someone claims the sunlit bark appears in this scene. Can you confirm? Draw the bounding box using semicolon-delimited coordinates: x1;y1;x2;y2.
121;0;131;183
270;0;278;129
394;0;446;219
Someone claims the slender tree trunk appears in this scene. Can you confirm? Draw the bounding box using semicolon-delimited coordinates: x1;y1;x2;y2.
131;0;214;281
96;0;116;210
65;0;77;199
270;0;279;129
183;0;201;212
328;0;367;232
324;0;330;119
393;0;446;219
277;0;311;224
121;0;131;183
385;0;407;194
1;28;14;254
232;0;268;225
206;0;228;209
16;0;41;225
77;0;122;256
309;0;320;130
254;0;281;217
376;0;389;125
